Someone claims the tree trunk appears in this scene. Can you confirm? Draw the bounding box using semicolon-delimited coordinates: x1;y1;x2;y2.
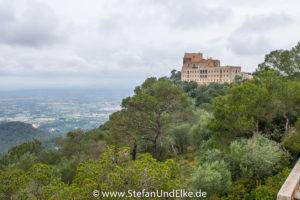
283;111;289;134
279;142;291;158
252;120;259;135
152;136;158;159
152;112;162;159
132;141;137;160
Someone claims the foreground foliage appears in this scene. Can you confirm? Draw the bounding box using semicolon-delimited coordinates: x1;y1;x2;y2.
0;146;180;199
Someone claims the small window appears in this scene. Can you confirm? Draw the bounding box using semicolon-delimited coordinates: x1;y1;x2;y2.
188;64;190;67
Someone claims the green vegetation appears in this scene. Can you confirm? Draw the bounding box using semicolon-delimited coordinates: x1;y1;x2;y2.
0;42;300;199
256;42;300;80
107;77;191;160
0;146;180;199
192;156;231;197
229;135;283;179
0;122;55;156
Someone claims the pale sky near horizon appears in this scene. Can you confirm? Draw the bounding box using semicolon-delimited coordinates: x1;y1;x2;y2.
0;0;299;90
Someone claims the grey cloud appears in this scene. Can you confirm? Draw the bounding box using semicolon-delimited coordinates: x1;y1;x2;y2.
99;16;124;35
235;14;292;33
0;1;65;47
97;0;232;34
111;50;143;67
228;35;272;56
0;45;153;79
228;13;293;56
163;1;232;29
0;2;15;24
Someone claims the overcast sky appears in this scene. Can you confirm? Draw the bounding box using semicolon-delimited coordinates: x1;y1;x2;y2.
0;0;299;90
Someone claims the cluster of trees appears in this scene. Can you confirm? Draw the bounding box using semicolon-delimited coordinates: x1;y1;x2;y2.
0;42;299;199
0;146;180;199
107;77;191;161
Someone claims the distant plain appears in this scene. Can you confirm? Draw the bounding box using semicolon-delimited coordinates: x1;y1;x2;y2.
0;88;132;135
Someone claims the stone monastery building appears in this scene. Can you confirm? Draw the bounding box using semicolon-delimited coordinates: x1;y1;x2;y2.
181;53;252;85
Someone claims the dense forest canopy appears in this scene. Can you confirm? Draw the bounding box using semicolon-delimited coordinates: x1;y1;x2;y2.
0;42;300;199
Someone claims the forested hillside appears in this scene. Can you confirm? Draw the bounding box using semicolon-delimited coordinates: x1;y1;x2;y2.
0;42;299;199
0;122;55;156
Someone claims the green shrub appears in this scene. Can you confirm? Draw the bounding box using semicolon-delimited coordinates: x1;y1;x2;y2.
192;160;231;197
283;129;300;156
230;134;283;178
220;168;290;200
172;123;191;154
250;168;291;200
189;111;212;147
198;149;225;164
220;178;257;200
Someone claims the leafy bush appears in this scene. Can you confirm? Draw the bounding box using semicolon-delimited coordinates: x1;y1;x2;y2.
220;168;291;200
198;149;225;164
171;123;191;154
220;178;257;200
9;152;38;171
250;168;290;200
0;139;43;169
192;160;231;197
283;130;300;156
189;110;212;147
192;147;231;197
40;150;61;165
229;135;283;178
283;118;300;156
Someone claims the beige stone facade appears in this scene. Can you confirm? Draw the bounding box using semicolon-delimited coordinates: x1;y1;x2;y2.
181;53;251;85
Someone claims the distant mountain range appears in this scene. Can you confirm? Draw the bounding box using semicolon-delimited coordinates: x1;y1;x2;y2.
0;121;56;156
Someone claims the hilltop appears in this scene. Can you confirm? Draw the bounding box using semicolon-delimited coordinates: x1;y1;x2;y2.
0;121;55;155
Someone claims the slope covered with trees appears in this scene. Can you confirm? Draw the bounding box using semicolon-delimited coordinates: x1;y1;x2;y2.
0;42;299;199
0;122;55;156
